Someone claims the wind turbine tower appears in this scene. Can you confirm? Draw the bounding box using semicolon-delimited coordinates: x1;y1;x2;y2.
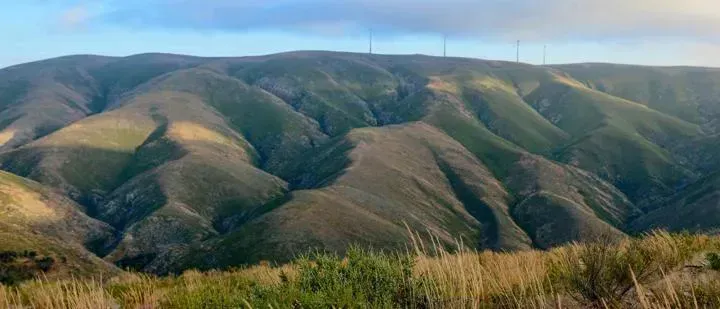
369;29;373;55
443;35;447;57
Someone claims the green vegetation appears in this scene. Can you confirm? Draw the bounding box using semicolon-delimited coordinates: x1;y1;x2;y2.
2;232;720;308
553;64;720;127
549;232;702;305
0;251;54;285
1;51;720;276
706;252;720;271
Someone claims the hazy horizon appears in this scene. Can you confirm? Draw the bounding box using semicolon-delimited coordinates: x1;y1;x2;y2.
2;0;719;69
5;49;720;71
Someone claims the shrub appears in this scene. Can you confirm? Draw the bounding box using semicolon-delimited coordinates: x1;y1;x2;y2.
707;252;720;270
549;231;696;306
153;248;420;308
36;257;55;272
549;234;628;305
0;251;55;285
279;246;418;308
0;251;18;263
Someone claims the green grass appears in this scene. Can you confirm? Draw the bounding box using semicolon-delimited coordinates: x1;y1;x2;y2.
196;69;329;171
423;103;523;179
2;232;720;308
523;77;701;202
556;125;695;202
0;227;118;280
0;170;119;277
553;64;720;126
452;72;569;153
0;79;30;112
630;171;720;233
0;108;157;203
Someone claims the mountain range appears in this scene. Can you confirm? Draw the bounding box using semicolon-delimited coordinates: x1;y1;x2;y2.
0;51;719;274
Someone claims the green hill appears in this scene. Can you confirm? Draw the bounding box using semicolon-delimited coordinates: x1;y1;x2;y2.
0;170;118;279
630;171;720;233
0;51;719;273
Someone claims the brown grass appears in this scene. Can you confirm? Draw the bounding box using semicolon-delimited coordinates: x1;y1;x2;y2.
410;232;553;309
1;231;718;308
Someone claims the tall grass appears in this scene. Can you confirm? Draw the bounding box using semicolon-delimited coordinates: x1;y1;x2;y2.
410;232;553;308
1;231;719;308
2;279;116;309
548;231;713;307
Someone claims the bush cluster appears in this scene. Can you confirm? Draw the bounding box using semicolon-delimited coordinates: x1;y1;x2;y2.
0;250;55;285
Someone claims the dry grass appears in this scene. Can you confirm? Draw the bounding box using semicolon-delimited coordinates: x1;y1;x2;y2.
411;232;553;309
1;232;719;308
2;279;117;309
631;269;720;309
416;250;553;308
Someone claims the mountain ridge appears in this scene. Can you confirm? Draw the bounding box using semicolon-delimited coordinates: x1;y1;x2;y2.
0;51;718;274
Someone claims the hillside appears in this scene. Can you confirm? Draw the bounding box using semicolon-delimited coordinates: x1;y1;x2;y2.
0;51;719;273
0;170;118;280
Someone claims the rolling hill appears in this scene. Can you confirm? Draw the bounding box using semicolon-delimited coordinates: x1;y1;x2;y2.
0;170;118;278
0;51;718;274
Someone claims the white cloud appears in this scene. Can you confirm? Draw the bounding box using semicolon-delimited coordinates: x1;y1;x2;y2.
103;0;720;42
59;5;90;30
686;43;720;67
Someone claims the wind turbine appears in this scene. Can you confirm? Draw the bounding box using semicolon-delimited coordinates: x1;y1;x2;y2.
369;28;373;55
443;34;447;57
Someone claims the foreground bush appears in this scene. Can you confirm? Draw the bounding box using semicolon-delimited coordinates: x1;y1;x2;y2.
287;247;417;307
548;231;705;306
114;248;420;308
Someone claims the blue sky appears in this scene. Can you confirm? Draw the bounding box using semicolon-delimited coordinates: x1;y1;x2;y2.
2;0;719;69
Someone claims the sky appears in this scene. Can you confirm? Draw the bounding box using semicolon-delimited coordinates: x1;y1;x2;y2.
2;0;720;69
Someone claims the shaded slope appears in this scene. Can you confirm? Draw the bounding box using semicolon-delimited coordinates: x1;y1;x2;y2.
89;53;207;110
98;92;290;270
0;72;304;270
504;154;635;248
0;102;158;206
524;73;700;203
169;122;532;270
630;172;720;233
671;133;720;175
0;53;209;153
0;56;115;150
127;67;329;171
426;69;569;153
0;170;118;277
554;63;720;132
169;121;637;271
230;56;388;135
420;92;637;248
